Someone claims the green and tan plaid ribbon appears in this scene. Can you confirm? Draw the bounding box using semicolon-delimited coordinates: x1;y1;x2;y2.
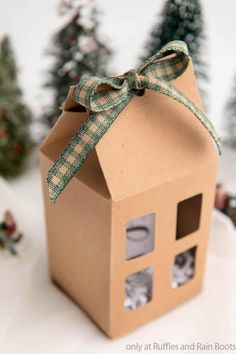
47;40;221;203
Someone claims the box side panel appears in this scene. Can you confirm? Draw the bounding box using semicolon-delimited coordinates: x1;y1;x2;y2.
109;162;217;338
40;152;112;335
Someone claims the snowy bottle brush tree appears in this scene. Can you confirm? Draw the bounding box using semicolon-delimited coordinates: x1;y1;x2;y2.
0;36;32;178
140;0;208;103
44;0;112;127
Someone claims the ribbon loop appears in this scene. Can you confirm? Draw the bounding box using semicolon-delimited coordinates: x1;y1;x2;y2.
47;40;221;203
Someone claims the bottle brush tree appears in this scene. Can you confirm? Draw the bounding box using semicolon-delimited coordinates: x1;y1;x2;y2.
0;36;33;178
44;0;112;127
140;0;208;103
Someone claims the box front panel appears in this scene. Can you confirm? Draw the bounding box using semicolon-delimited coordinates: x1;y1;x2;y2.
109;164;217;338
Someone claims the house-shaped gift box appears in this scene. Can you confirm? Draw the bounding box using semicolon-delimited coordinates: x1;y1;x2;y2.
40;49;218;338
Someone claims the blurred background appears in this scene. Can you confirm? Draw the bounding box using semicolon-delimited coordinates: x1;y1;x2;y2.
0;1;236;353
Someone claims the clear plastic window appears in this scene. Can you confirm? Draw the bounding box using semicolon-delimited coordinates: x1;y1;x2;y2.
172;246;197;288
124;267;154;310
126;213;155;260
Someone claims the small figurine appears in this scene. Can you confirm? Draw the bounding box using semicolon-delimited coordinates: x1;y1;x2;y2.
227;196;236;226
215;183;229;214
0;211;23;256
215;184;236;226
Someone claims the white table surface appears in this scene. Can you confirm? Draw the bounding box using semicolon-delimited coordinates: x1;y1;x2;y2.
0;163;236;354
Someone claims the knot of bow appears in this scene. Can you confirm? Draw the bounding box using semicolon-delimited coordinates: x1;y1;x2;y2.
47;40;221;203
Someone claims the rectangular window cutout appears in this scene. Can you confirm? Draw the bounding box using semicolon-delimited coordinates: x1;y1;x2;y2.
176;194;202;239
124;267;153;310
126;213;155;260
172;246;197;288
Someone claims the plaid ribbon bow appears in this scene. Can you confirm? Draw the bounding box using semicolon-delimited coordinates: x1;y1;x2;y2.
47;40;221;203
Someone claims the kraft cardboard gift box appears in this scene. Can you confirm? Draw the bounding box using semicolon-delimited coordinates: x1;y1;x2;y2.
40;45;219;338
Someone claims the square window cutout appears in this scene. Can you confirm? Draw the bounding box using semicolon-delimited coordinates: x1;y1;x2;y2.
176;194;202;239
172;246;197;288
126;213;155;260
124;267;154;310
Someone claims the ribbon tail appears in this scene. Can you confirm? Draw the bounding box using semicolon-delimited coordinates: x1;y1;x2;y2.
154;80;222;155
47;97;133;203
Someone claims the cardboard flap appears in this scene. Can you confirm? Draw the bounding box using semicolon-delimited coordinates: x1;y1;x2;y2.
95;60;218;201
63;86;87;112
41;86;87;150
40;96;111;200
